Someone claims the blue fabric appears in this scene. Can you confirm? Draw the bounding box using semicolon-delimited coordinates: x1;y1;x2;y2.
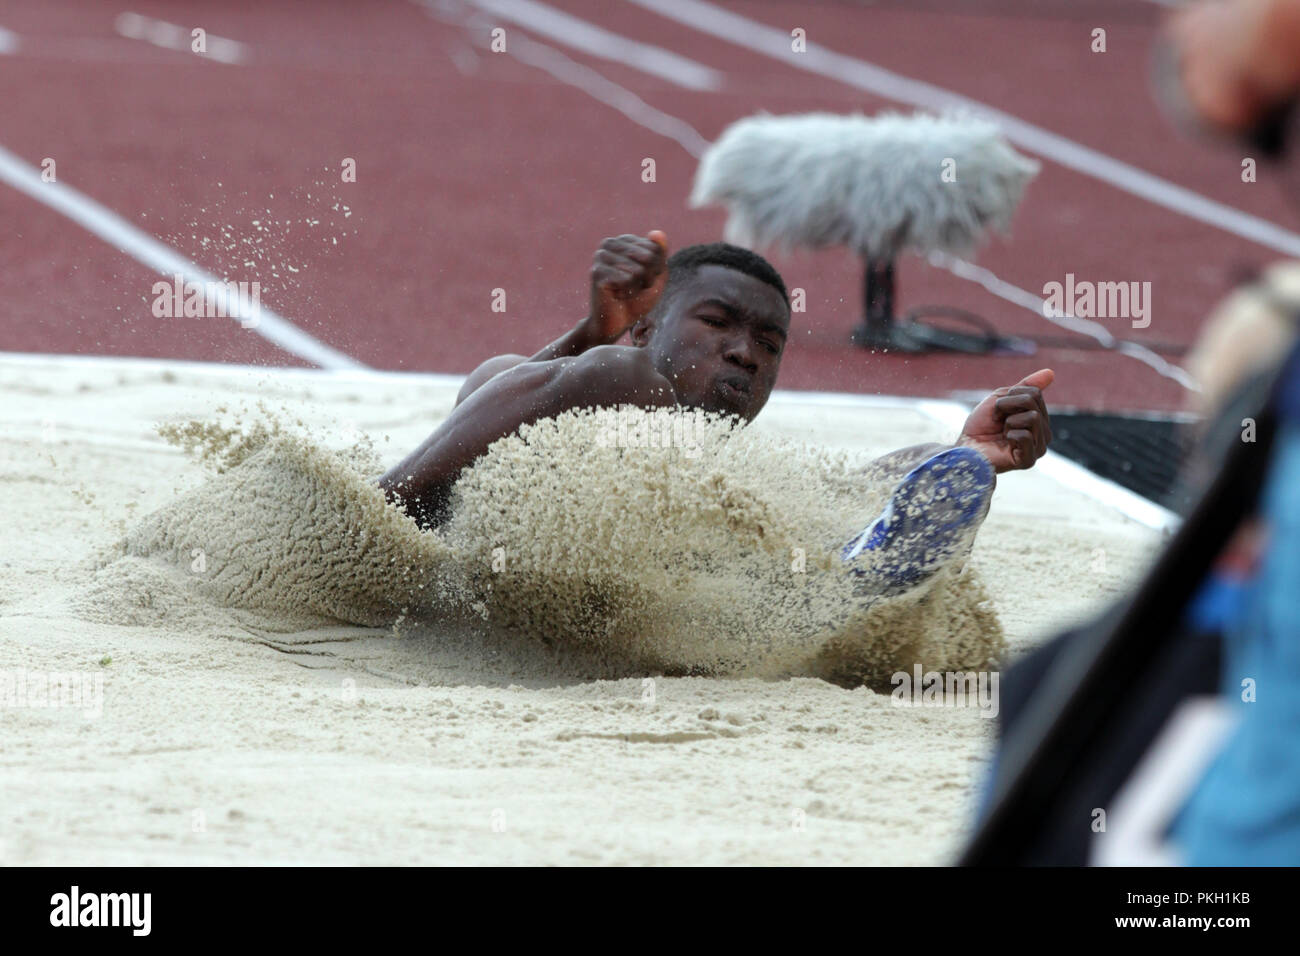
1276;341;1300;422
1183;572;1250;635
1171;421;1300;864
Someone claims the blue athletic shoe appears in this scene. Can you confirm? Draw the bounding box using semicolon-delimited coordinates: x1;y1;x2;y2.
842;446;995;595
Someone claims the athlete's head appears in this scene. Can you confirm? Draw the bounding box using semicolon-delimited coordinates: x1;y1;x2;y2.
630;242;790;422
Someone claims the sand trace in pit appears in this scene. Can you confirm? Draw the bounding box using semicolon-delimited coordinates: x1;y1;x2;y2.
78;405;1004;686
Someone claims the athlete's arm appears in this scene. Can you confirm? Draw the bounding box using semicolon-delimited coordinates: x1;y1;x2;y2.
455;231;670;407
867;369;1055;479
381;345;676;527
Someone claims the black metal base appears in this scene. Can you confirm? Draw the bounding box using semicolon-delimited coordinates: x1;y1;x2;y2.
853;256;1035;356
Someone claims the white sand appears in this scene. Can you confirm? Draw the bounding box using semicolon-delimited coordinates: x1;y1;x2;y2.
0;354;1164;865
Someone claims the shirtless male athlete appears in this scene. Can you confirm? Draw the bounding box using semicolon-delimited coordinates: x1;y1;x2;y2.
379;230;1053;593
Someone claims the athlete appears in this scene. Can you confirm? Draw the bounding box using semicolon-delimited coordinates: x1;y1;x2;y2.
379;231;1053;594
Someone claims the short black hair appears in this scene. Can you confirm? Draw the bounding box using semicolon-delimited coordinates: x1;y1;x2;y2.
654;242;789;316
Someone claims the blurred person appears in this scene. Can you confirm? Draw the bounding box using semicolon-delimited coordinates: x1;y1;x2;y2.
963;0;1300;866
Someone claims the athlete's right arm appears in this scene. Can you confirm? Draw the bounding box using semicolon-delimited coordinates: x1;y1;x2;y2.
455;231;670;407
381;346;675;527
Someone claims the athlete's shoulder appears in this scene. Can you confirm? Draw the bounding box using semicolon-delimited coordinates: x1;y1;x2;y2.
559;345;675;405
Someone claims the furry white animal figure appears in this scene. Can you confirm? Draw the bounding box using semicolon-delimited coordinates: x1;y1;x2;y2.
688;111;1040;261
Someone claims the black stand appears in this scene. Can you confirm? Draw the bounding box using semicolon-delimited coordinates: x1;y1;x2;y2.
850;256;1035;355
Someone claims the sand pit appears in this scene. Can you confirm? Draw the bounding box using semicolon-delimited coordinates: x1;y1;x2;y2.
0;354;1165;865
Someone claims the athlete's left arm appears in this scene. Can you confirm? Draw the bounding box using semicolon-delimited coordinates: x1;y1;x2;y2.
866;369;1054;479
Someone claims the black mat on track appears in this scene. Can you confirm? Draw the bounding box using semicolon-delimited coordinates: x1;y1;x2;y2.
1047;411;1198;512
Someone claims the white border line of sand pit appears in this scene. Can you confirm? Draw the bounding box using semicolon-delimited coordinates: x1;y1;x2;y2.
0;350;462;388
0;350;1182;532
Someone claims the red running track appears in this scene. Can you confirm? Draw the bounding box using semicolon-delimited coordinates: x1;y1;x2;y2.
3;0;1299;412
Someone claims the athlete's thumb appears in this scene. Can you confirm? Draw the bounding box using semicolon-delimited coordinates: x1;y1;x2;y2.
1017;368;1055;390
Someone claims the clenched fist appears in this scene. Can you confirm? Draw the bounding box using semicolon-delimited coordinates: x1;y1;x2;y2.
585;231;669;343
957;369;1055;473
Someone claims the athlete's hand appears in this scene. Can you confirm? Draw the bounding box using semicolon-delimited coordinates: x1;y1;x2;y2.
957;369;1054;473
585;231;669;343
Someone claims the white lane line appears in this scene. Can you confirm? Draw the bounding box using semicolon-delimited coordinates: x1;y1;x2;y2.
0;144;365;370
464;0;723;91
628;0;1300;259
0;26;19;55
419;1;713;156
927;250;1200;391
114;11;247;64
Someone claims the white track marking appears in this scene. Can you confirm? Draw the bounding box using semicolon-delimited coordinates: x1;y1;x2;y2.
629;0;1300;259
114;11;247;64
419;1;713;155
928;250;1200;391
0;144;365;370
465;0;722;90
0;26;19;55
482;28;714;156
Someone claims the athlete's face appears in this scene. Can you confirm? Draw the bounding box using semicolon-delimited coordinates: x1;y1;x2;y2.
632;265;790;422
